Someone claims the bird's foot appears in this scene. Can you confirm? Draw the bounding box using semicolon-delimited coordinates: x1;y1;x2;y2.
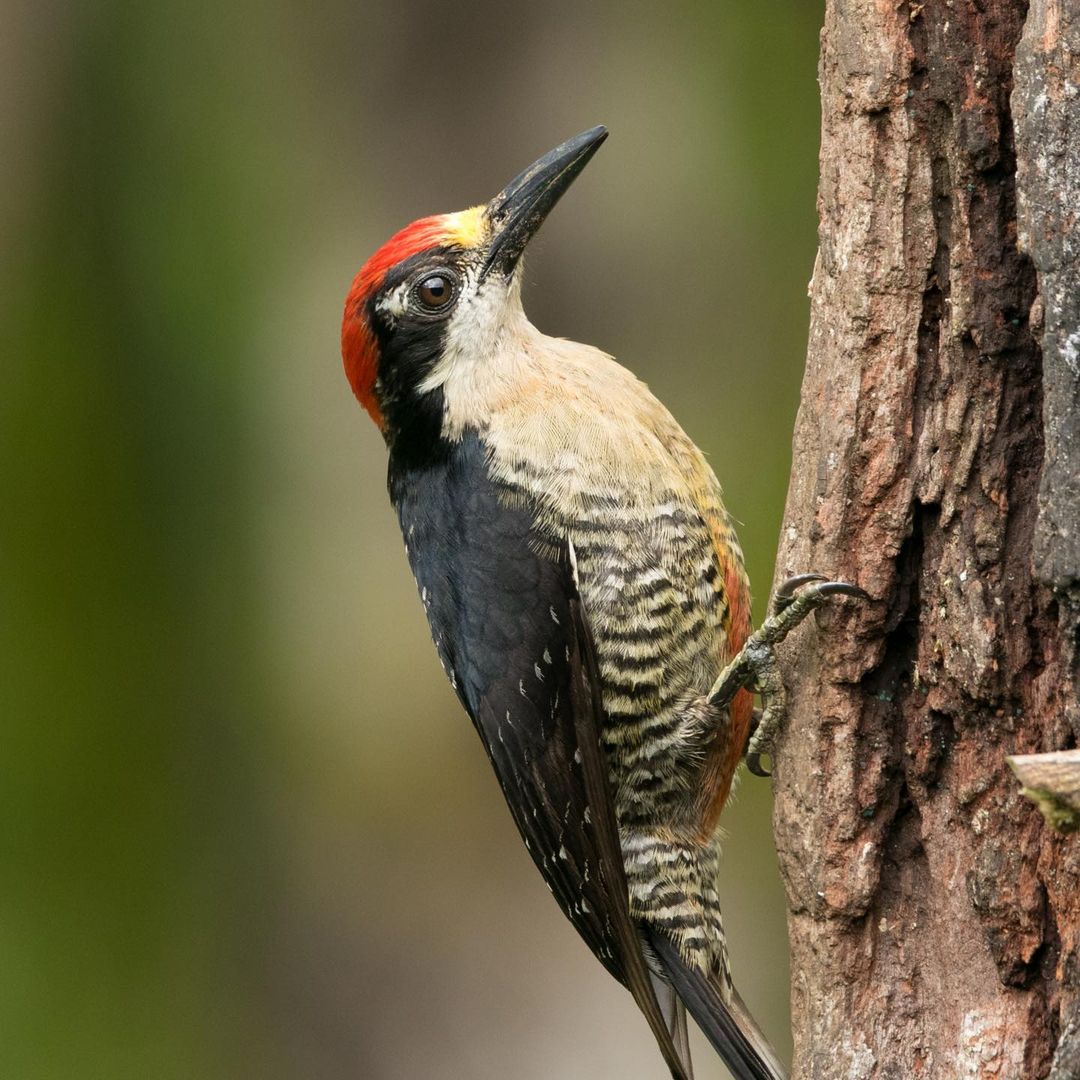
707;574;869;777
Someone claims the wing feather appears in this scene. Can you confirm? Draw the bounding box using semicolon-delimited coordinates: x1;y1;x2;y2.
391;436;690;1078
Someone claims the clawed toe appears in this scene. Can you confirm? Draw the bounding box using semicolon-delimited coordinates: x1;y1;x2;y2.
772;573;828;613
771;573;870;615
745;749;772;777
730;574;871;778
814;581;871;601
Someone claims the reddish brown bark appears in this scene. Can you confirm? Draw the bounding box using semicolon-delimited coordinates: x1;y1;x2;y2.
772;1;1080;1077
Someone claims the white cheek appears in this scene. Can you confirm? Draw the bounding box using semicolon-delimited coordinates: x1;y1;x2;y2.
444;279;512;355
418;271;534;436
417;271;493;391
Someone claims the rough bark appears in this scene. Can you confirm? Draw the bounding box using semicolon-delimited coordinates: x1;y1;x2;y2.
771;2;1080;1078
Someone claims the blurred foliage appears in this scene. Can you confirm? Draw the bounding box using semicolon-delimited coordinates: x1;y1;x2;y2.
2;2;823;1077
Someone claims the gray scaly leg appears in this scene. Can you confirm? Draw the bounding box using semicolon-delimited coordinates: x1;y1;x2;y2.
708;574;869;776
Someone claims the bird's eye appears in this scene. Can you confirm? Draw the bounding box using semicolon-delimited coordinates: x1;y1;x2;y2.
415;271;457;313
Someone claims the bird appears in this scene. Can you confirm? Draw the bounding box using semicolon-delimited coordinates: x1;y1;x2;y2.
341;126;865;1080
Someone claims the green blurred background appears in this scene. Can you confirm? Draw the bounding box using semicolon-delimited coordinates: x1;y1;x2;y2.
2;3;824;1077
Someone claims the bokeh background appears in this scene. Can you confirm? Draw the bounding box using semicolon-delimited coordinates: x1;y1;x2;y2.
3;3;825;1078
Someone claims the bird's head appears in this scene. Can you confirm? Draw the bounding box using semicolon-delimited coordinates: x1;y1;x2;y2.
342;126;607;441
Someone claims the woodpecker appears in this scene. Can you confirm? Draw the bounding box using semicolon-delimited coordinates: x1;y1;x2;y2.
342;127;865;1080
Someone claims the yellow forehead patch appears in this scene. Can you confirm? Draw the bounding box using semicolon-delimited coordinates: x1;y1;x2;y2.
442;205;487;249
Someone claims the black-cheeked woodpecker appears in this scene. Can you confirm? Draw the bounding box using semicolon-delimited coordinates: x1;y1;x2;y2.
341;126;865;1080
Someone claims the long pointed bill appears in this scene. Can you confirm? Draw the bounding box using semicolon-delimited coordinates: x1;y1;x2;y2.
482;125;608;279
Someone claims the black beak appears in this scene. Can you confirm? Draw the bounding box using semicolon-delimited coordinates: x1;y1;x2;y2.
482;125;608;279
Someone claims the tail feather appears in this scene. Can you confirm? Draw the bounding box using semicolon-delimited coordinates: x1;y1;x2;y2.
645;928;789;1080
648;969;695;1080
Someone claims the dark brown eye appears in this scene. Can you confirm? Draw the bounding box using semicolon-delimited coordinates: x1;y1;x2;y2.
417;273;455;311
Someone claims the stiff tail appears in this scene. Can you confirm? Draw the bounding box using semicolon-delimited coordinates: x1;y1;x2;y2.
648;969;694;1080
645;928;789;1080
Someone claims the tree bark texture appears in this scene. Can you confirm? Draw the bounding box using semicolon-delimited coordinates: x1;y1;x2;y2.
772;2;1080;1078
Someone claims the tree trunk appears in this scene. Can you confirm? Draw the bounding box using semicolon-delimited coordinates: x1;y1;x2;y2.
772;2;1080;1077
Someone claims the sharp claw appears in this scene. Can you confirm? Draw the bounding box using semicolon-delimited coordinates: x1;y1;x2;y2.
746;751;772;777
814;581;871;601
776;572;829;598
773;576;872;614
772;573;829;613
732;577;869;778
